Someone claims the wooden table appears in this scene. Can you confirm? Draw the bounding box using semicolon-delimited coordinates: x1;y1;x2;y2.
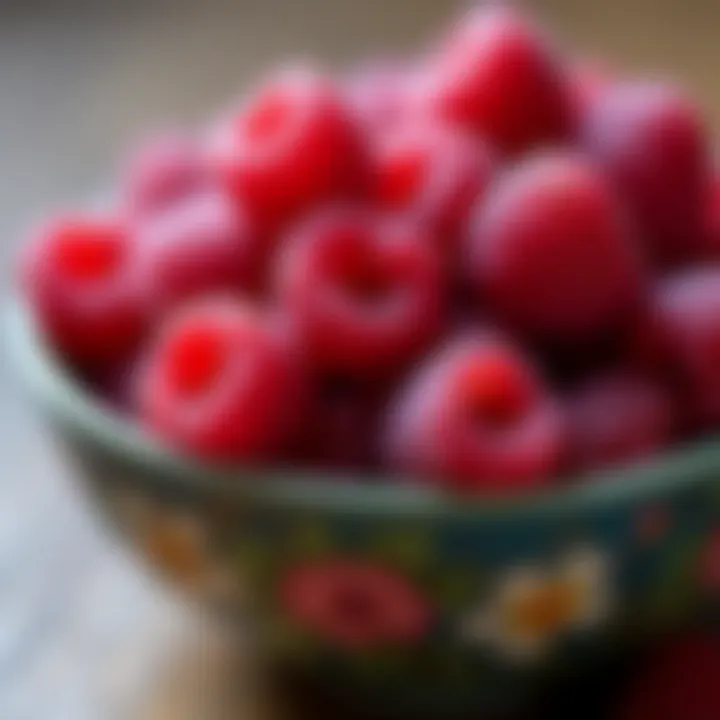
2;1;720;717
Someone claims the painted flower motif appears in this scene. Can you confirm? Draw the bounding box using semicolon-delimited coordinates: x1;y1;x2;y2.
699;528;720;592
280;559;431;649
140;512;208;585
114;491;242;601
461;547;612;663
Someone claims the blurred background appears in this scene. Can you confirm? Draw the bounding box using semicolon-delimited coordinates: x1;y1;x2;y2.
1;0;720;718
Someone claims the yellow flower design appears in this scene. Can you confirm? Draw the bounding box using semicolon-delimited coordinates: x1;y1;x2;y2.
461;547;611;662
140;513;208;586
141;512;244;602
112;490;242;602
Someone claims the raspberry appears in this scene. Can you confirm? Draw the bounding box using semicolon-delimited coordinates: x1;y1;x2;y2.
618;636;720;720
701;172;720;260
632;269;720;431
211;67;367;236
276;207;444;378
372;120;494;254
568;59;610;121
18;6;720;488
134;189;261;316
421;6;574;155
564;372;673;473
123;131;211;218
345;59;416;131
20;214;146;367
385;335;563;494
467;152;645;346
137;299;301;461
582;81;709;266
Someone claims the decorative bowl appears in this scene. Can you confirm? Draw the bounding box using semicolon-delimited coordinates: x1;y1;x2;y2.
7;299;720;715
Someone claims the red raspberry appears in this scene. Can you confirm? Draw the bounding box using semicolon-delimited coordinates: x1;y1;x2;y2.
618;636;720;720
582;81;709;266
276;207;444;378
421;6;573;155
467;152;645;346
564;371;673;473
568;58;610;121
385;335;563;494
632;269;720;431
135;189;261;316
211;67;367;236
137;299;301;461
372;120;494;254
20;214;146;367
345;59;416;131
123;131;211;218
701;172;720;260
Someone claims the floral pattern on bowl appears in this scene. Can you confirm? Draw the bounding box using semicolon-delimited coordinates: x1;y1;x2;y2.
460;546;612;663
8;300;720;714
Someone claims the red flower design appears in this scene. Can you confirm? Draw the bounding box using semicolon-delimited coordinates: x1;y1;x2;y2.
280;560;431;649
700;529;720;591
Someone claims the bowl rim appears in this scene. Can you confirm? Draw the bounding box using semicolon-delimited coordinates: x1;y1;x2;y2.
7;298;720;520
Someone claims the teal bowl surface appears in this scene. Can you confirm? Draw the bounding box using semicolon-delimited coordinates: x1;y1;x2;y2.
8;300;720;715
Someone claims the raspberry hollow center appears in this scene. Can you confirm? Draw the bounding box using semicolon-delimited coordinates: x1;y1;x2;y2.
465;356;531;429
54;228;125;282
165;326;230;397
343;262;395;304
329;232;398;305
378;148;429;209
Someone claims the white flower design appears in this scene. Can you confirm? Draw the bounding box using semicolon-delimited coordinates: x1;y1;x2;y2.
461;547;612;663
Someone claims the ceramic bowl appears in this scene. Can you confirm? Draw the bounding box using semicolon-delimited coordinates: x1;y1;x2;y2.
8;300;720;715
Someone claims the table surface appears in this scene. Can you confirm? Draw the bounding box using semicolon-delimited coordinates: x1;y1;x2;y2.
2;1;720;717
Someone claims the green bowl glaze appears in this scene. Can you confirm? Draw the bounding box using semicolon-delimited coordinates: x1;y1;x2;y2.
8;299;720;715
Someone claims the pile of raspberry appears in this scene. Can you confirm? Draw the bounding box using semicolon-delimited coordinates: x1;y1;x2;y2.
19;6;720;494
